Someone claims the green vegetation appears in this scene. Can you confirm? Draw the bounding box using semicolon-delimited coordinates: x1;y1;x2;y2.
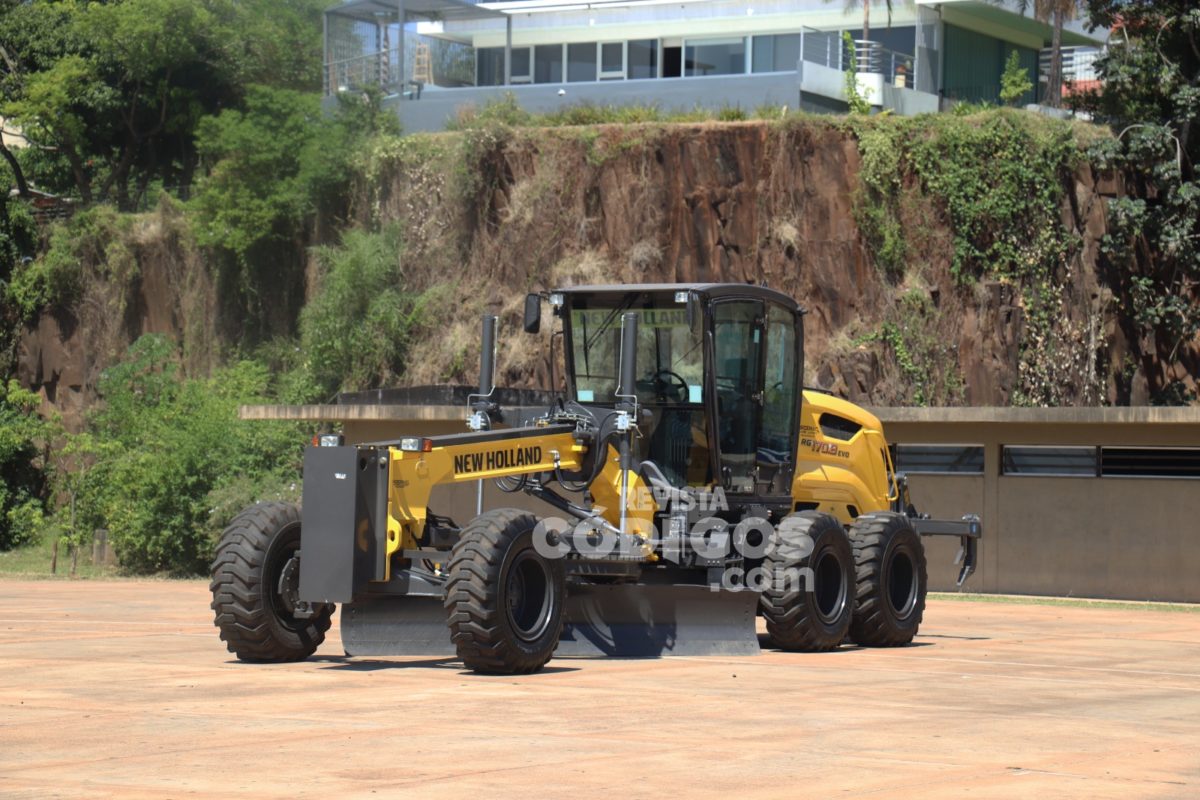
842;33;873;115
847;110;1086;405
855;290;964;406
851;111;1081;286
65;335;307;575
0;533;120;580
0;380;55;550
0;0;328;208
449;92;772;132
999;51;1033;107
300;226;450;397
5;206;135;320
1073;1;1200;394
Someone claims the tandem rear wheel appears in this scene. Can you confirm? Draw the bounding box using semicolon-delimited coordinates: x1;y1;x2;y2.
759;511;856;651
848;512;928;646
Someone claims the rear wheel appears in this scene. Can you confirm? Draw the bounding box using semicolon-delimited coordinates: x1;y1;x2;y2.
760;511;854;651
444;509;565;674
210;502;333;662
848;512;927;646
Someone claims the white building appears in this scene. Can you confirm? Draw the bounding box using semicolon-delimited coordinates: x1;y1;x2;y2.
322;0;1108;131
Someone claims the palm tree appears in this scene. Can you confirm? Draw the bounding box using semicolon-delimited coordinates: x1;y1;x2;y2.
1014;0;1081;108
828;0;896;49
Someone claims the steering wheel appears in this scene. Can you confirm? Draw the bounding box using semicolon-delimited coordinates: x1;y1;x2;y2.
648;368;690;403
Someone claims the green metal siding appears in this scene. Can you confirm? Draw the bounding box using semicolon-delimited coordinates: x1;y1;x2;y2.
943;24;1039;105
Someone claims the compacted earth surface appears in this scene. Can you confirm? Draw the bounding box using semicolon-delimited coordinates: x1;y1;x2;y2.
0;580;1196;799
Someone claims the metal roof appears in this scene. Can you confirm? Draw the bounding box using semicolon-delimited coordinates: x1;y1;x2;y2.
326;0;505;23
554;283;801;310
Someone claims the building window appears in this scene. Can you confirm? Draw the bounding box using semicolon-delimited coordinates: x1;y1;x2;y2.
476;47;505;86
628;39;658;79
752;33;801;73
1002;446;1096;477
1100;447;1200;479
533;44;562;83
599;42;625;80
895;445;984;475
567;42;597;82
685;37;746;76
509;47;532;83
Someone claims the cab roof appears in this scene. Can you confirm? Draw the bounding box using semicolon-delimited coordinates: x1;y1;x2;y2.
553;283;801;312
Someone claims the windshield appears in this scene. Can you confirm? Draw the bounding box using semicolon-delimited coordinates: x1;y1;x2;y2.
568;293;704;406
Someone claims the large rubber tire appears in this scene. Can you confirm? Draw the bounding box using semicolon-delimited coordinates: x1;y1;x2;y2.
760;511;855;652
444;509;565;674
210;502;333;662
848;512;928;647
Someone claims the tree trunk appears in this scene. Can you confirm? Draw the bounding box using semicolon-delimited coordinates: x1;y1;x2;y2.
64;149;93;204
862;2;870;48
0;141;30;197
1047;10;1064;108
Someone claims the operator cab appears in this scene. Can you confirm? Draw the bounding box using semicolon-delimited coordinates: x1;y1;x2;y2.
551;284;803;499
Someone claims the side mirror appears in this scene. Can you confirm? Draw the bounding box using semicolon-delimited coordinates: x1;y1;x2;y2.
686;292;698;328
523;293;542;334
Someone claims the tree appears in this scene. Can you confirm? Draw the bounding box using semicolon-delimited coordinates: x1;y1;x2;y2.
1014;0;1082;108
0;379;54;550
69;334;307;574
0;0;330;208
826;0;897;48
1076;1;1199;401
1000;50;1034;106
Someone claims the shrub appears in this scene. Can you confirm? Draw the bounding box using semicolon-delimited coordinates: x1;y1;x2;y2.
4;205;132;319
299;225;449;396
0;380;54;550
68;335;306;574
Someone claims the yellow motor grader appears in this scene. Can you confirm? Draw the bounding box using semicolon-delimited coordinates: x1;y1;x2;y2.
211;283;980;674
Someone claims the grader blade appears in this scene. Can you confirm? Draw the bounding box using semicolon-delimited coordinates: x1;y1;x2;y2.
338;585;761;658
557;583;760;658
340;594;451;657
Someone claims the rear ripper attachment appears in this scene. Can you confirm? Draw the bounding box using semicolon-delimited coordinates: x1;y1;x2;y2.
211;283;983;674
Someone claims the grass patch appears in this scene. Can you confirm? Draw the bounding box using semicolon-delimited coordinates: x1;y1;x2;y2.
0;534;120;580
930;592;1200;614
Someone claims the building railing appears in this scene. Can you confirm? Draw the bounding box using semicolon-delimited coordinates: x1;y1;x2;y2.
842;39;915;85
325;48;403;96
797;32;914;86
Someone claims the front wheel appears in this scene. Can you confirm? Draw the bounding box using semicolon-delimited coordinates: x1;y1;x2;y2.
210;502;333;662
444;509;565;674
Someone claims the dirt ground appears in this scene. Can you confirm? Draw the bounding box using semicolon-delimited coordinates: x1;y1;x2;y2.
0;580;1197;799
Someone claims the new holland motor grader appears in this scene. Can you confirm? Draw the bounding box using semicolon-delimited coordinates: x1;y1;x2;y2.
211;283;980;674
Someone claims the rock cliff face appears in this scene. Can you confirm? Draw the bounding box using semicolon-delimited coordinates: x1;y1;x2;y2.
15;118;1197;421
369;120;1188;407
15;203;218;430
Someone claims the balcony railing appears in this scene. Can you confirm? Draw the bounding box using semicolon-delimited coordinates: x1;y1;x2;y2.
326;48;403;96
794;33;914;86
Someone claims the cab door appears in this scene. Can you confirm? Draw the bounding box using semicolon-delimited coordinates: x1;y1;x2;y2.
711;300;763;494
709;299;800;497
757;302;801;495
